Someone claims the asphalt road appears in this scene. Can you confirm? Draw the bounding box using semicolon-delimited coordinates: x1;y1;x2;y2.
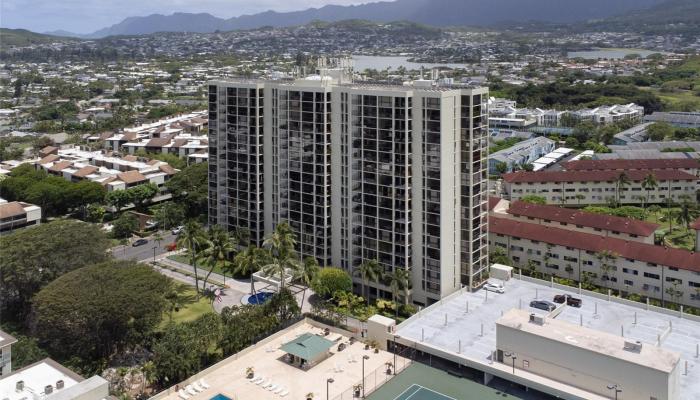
111;231;178;262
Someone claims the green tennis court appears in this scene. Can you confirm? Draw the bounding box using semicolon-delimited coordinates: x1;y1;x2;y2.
368;363;523;400
394;384;455;400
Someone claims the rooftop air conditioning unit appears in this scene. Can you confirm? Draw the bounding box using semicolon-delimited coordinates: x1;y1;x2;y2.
529;313;545;325
45;385;53;395
16;381;24;392
623;340;643;352
56;380;65;389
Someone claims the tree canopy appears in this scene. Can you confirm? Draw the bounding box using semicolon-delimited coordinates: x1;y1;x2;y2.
32;260;170;363
0;219;111;317
165;162;207;218
311;267;353;298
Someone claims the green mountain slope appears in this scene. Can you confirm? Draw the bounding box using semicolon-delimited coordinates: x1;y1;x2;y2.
0;28;78;47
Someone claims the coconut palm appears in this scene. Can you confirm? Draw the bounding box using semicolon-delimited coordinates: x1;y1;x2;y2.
263;221;301;290
675;197;700;230
227;245;269;277
176;221;207;295
203;225;234;289
387;268;411;317
355;259;382;306
615;172;630;206
641;173;658;216
296;257;320;309
140;361;156;395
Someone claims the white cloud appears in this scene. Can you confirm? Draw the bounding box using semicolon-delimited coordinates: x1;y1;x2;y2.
0;0;368;34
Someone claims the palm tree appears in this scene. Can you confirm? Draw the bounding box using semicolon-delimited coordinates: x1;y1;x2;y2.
164;282;194;321
676;197;700;230
595;250;617;292
176;221;207;295
387;268;411;317
355;259;382;306
263;221;301;290
641;173;658;216
140;361;156;395
615;172;630;207
296;257;320;309
227;245;269;277
203;225;234;289
664;198;676;232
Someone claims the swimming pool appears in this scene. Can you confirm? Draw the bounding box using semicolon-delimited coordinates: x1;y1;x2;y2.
247;291;274;305
209;394;231;400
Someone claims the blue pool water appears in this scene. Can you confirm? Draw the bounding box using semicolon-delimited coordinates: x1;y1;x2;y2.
248;291;274;305
210;394;231;400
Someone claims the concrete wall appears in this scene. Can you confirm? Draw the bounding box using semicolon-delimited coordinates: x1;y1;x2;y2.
496;323;676;400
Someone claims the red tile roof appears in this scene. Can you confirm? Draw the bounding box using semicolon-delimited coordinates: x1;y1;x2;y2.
72;165;99;178
116;170;146;184
0;202;27;219
489;196;502;211
48;160;72;172
503;169;698;184
564;159;700;171
507;200;659;237
490;216;700;272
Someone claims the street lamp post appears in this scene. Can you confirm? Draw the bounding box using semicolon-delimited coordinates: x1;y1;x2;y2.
362;355;370;398
153;246;157;263
504;352;517;375
607;384;622;400
326;378;334;400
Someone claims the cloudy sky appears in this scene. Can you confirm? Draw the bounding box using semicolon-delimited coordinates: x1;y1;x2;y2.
1;0;367;34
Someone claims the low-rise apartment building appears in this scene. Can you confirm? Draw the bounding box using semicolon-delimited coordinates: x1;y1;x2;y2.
489;137;556;174
502;200;659;244
121;133;208;157
644;111;700;129
489;216;700;307
0;330;17;376
0;199;41;235
563;158;700;177
502;169;698;205
35;146;178;195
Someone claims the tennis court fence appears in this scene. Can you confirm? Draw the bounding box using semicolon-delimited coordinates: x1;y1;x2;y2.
330;344;415;400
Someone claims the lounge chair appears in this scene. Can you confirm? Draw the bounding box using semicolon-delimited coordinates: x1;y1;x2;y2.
178;389;190;400
252;376;264;384
193;381;206;392
258;378;270;386
185;385;198;396
274;386;285;394
198;379;210;389
279;390;289;397
267;384;278;391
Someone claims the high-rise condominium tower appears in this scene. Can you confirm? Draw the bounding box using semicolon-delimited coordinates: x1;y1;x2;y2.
209;73;489;305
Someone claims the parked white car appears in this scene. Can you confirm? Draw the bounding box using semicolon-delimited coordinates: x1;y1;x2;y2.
483;281;505;294
171;225;184;235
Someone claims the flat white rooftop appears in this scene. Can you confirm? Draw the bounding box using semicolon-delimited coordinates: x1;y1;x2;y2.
396;278;700;400
0;359;80;400
497;308;680;373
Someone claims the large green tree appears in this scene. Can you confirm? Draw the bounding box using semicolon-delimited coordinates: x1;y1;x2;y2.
311;267;353;298
32;261;170;363
165;163;207;218
0;220;111;317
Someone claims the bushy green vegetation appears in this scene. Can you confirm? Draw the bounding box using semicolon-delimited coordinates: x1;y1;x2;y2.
33;261;171;364
7;164;56;192
165;162;208;218
0;219;111;317
488;137;524;154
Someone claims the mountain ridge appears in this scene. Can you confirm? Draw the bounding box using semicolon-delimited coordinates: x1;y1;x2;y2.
52;0;665;38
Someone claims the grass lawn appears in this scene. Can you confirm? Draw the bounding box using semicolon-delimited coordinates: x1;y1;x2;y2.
168;253;229;277
642;87;700;111
159;287;213;328
644;208;695;251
